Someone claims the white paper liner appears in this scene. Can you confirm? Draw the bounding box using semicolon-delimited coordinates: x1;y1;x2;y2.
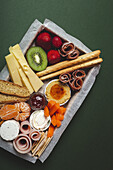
0;18;100;163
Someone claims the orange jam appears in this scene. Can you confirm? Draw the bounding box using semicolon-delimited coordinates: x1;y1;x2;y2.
50;84;65;100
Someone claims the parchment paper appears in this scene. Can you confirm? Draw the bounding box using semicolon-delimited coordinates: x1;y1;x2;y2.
0;19;100;163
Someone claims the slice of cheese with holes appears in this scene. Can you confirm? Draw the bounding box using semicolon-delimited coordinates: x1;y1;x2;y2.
5;54;23;86
9;44;44;92
18;67;34;94
5;53;33;94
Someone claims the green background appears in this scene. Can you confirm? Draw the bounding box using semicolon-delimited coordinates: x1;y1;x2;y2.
0;0;113;169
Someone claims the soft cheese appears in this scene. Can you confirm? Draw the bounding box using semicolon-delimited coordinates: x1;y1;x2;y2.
1;120;20;141
9;44;44;92
5;54;23;86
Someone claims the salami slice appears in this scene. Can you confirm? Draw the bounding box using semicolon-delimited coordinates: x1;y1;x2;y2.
59;73;71;83
59;42;75;58
69;78;83;91
72;70;86;78
67;49;80;60
59;42;80;60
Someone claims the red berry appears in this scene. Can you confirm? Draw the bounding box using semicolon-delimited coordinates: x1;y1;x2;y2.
52;36;62;48
47;50;61;65
35;32;51;51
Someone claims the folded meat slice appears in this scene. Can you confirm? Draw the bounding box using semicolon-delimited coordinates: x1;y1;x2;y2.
67;49;80;60
59;42;80;60
29;129;41;141
59;73;71;83
59;42;75;58
72;70;86;79
69;78;83;91
20;120;31;135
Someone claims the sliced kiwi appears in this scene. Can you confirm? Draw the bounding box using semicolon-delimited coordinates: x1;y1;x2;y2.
26;47;48;71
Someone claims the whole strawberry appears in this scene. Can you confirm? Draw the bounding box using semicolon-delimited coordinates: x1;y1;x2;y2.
35;32;51;51
52;36;62;48
47;50;61;65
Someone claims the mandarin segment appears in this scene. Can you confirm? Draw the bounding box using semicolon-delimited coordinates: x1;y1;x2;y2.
0;105;18;120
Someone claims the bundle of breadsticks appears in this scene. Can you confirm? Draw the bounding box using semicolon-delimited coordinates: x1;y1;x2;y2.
36;50;103;81
31;132;52;157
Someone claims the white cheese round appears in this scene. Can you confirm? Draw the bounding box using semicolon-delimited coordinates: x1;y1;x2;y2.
0;120;20;141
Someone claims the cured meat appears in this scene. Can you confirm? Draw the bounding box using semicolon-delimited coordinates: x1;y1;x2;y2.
20;120;31;134
72;70;86;78
59;42;75;58
13;133;32;154
59;42;80;60
69;78;83;91
29;129;41;141
59;69;86;91
59;73;71;83
14;102;31;121
67;49;80;60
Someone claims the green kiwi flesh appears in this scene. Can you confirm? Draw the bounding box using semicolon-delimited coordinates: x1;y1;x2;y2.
26;47;48;71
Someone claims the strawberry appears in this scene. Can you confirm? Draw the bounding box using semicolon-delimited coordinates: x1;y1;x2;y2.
47;50;61;65
35;32;51;51
52;36;62;48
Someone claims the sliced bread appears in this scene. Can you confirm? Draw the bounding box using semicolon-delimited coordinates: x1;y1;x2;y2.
0;80;30;97
0;93;29;104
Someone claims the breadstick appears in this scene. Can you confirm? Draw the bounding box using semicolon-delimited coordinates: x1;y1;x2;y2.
36;137;52;157
32;135;47;156
32;132;47;156
40;58;103;81
36;50;101;77
31;132;45;153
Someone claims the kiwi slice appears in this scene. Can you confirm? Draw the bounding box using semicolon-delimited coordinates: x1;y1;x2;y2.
26;47;48;71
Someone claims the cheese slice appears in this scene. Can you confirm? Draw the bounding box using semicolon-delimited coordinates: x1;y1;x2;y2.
18;67;34;94
5;54;23;86
9;44;44;92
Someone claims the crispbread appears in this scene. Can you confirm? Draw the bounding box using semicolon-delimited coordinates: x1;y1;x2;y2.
0;93;29;104
0;80;30;97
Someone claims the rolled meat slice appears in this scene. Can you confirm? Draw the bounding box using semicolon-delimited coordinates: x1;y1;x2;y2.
59;42;75;58
69;78;83;91
13;133;32;154
72;70;86;79
59;73;71;83
29;129;41;141
20;120;31;135
67;49;80;60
